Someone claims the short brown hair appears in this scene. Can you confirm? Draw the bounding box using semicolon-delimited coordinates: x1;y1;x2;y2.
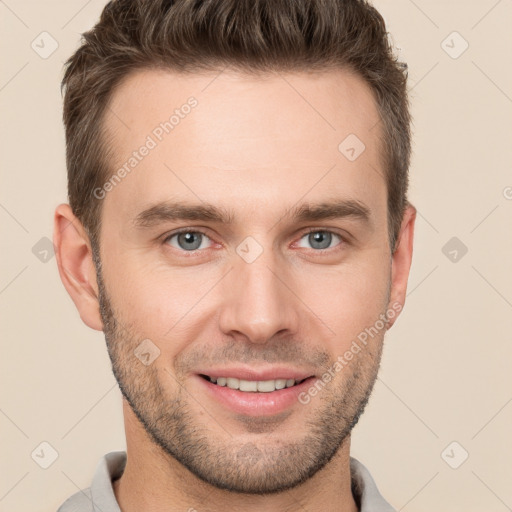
61;0;410;253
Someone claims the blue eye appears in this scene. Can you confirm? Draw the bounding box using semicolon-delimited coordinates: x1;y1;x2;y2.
297;231;342;250
165;231;212;251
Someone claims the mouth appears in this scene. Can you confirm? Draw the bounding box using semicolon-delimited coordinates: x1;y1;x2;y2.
199;374;310;393
196;370;317;416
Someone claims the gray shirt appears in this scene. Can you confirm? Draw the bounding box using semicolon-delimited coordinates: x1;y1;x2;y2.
57;451;396;511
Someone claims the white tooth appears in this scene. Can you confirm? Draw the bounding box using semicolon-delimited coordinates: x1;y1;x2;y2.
226;377;239;390
214;377;299;392
239;379;258;392
257;380;277;392
274;379;287;390
210;377;217;383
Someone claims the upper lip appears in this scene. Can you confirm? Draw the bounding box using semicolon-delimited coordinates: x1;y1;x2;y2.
196;366;316;382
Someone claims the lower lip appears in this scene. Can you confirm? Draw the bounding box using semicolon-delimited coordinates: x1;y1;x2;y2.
196;375;317;416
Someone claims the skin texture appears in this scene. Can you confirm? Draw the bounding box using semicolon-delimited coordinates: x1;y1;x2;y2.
54;67;416;512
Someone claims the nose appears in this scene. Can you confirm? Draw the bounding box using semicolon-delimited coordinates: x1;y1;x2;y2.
218;246;300;345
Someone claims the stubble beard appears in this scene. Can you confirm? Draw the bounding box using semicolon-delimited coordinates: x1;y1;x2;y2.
93;250;386;494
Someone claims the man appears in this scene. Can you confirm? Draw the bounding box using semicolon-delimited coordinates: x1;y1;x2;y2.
54;0;415;510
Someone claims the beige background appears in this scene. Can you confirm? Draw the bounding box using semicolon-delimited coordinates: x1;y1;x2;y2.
1;0;511;511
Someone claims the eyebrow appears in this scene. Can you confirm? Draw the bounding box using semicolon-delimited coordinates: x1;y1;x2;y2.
132;198;372;229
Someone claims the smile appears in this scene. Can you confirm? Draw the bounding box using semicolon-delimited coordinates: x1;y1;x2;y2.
200;375;308;392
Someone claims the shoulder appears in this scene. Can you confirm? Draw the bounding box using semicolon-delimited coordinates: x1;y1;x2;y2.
56;487;93;511
350;456;397;512
56;451;126;512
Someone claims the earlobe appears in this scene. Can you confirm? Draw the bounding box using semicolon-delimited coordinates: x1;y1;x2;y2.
53;203;104;331
387;203;416;329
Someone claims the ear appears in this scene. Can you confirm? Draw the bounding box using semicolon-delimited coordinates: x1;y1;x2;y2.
387;203;416;329
53;203;103;331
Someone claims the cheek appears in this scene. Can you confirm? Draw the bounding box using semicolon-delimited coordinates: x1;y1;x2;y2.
111;269;211;353
295;258;390;345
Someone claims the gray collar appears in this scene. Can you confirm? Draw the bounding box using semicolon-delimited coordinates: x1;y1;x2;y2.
58;451;396;511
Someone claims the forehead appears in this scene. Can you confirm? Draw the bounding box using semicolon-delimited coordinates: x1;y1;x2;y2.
101;67;385;225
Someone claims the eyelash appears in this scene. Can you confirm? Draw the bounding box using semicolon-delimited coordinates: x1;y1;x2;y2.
162;227;347;255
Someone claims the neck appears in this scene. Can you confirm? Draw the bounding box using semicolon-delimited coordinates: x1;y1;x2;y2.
114;401;359;512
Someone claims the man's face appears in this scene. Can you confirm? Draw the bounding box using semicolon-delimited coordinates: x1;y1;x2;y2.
96;67;399;493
